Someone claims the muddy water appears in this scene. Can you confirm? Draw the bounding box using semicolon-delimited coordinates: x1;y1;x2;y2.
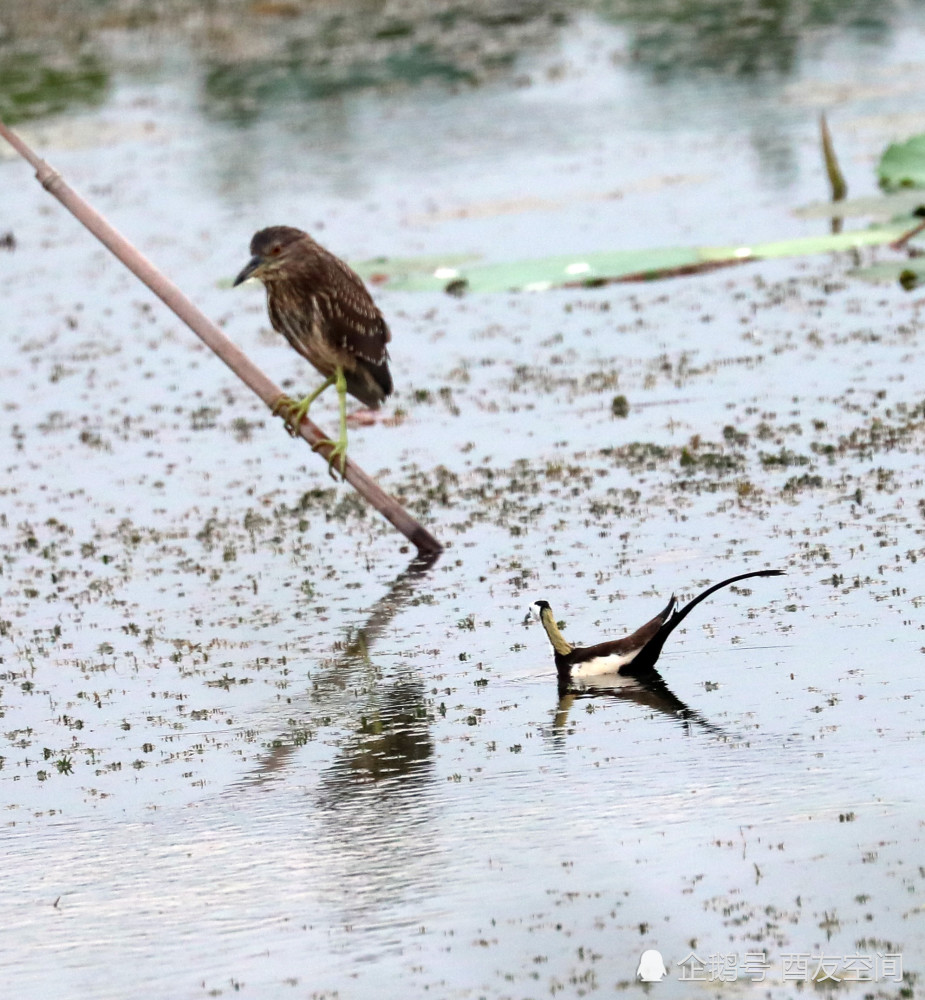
2;3;925;998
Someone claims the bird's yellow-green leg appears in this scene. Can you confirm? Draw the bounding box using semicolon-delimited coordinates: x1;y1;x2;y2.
272;375;335;437
310;367;349;479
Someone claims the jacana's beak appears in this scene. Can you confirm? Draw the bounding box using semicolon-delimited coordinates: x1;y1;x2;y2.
525;605;542;625
233;255;263;287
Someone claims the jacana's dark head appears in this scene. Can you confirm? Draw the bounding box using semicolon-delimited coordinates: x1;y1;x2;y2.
233;226;309;287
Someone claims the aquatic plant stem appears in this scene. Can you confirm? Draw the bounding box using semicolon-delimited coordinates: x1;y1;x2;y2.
820;113;847;236
819;113;847;203
889;217;925;252
0;119;442;557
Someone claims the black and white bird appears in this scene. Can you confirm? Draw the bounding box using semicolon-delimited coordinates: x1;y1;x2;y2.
531;569;784;686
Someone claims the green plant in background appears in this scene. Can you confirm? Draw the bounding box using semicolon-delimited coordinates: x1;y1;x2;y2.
0;52;109;125
878;134;925;191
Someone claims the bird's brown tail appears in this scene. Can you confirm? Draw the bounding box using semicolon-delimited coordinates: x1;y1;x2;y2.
347;357;393;408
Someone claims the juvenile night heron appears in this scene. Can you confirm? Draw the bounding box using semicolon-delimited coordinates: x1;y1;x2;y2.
233;225;392;476
531;569;783;686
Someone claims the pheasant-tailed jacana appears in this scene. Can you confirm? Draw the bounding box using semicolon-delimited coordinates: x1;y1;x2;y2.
531;569;784;685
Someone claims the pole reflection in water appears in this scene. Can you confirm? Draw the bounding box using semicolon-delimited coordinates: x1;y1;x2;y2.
309;673;440;940
241;548;440;785
230;550;444;943
318;678;434;797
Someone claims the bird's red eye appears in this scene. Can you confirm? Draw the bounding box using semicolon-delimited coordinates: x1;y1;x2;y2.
270;245;281;256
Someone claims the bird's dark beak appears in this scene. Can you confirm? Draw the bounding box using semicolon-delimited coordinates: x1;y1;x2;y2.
233;255;262;287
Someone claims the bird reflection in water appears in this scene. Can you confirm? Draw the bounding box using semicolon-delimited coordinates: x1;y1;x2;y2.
551;669;729;741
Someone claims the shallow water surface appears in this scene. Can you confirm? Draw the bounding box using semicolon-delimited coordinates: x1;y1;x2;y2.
2;3;925;997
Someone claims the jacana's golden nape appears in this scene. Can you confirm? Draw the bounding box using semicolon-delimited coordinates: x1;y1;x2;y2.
234;226;392;477
532;569;784;685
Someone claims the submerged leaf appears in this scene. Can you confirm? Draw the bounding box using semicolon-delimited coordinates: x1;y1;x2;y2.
794;190;925;221
849;261;925;289
354;223;912;293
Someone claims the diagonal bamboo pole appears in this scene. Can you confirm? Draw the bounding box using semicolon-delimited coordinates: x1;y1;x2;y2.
0;119;442;558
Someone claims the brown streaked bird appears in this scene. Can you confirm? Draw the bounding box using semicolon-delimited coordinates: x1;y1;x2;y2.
531;569;784;687
233;225;392;476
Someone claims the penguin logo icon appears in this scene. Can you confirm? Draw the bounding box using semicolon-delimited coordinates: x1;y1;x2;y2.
636;949;668;982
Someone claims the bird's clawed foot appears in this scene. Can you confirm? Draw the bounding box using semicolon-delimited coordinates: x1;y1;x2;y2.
271;372;348;479
311;434;348;480
272;394;312;437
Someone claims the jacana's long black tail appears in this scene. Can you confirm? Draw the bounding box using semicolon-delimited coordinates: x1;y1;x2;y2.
626;569;784;674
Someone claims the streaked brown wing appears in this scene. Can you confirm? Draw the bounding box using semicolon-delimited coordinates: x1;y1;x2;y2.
310;249;390;365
